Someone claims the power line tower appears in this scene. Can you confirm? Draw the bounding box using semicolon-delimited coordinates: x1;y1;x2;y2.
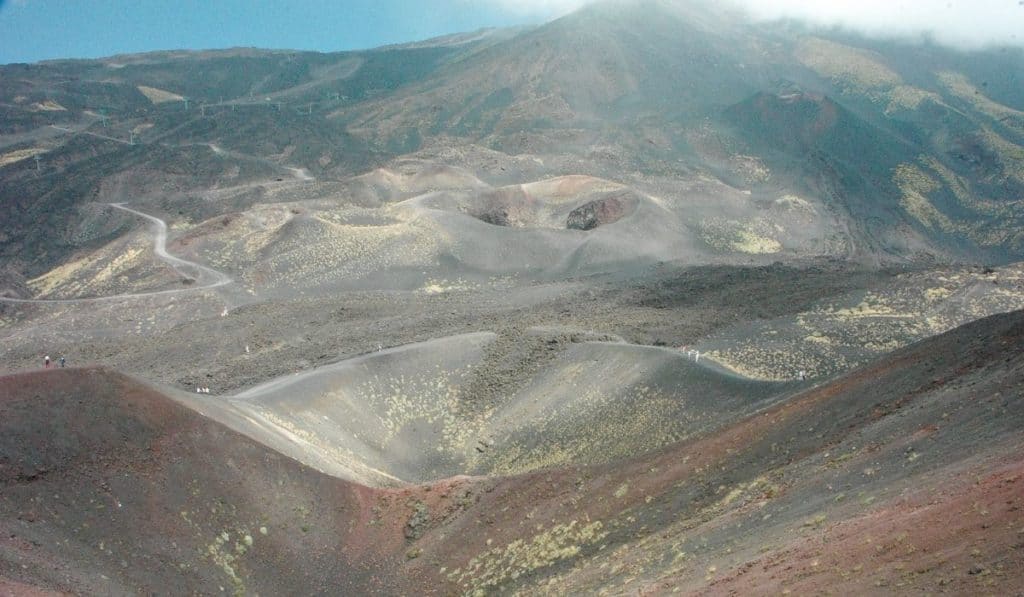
33;154;41;175
98;108;108;127
129;131;137;145
183;97;190;111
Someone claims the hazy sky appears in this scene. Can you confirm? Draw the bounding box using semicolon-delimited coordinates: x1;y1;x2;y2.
0;0;541;64
1;0;1021;64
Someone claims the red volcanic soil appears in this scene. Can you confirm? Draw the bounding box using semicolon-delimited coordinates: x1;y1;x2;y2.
566;192;634;231
0;368;434;595
471;186;538;227
700;456;1024;595
398;310;1024;593
3;309;1024;595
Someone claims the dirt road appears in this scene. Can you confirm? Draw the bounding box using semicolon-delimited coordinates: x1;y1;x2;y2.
0;203;232;303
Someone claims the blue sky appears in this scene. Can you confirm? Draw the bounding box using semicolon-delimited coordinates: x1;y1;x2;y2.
0;0;561;64
2;0;1021;64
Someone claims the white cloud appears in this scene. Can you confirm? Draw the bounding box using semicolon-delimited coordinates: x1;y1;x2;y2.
732;0;1024;49
474;0;1024;48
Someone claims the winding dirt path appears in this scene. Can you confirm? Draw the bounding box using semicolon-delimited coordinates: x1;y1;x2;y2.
0;203;232;304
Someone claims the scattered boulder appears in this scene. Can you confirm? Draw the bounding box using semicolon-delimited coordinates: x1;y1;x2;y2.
404;501;430;540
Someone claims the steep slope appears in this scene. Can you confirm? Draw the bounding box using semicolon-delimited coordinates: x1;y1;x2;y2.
401;309;1024;594
0;368;419;595
179;331;791;486
337;0;765;152
0;39;495;277
333;0;1024;263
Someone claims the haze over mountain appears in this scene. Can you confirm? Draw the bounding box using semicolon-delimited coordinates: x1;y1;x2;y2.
1;0;1022;281
2;1;1023;594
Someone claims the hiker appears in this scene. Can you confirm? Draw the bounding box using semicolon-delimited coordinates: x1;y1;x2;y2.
59;356;66;368
44;355;51;369
799;370;806;381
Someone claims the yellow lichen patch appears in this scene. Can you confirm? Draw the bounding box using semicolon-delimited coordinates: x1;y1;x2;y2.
917;156;1008;217
28;243;148;298
704;352;782;380
796;38;902;91
351;369;479;450
978;127;1024;184
488;443;574;477
729;154;771;185
703;264;1024;382
732;229;782;254
886;85;941;112
449;520;608;594
699;218;782;255
893;163;954;231
29;100;66;111
899;155;1024;250
937;71;1024;132
832;296;899;319
206;529;250;596
804;333;834;346
137;85;185;104
484;383;694;478
774;195;815;213
92;247;145;284
924;288;952;301
0;147;46;167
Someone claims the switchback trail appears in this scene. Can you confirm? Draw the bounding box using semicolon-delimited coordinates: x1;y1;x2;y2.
0;203;233;304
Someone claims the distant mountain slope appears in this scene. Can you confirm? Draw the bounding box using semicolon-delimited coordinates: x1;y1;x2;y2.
2;0;1024;278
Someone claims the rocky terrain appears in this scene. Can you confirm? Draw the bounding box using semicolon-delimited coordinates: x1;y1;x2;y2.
3;308;1022;595
2;0;1024;594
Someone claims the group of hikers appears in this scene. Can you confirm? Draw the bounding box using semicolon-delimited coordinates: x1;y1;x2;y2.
42;355;66;369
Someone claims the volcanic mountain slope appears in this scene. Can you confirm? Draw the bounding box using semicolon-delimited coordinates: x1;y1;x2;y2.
697;261;1024;380
2;311;1023;594
333;0;1024;261
4;0;1024;282
128;165;842;298
314;309;1024;595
